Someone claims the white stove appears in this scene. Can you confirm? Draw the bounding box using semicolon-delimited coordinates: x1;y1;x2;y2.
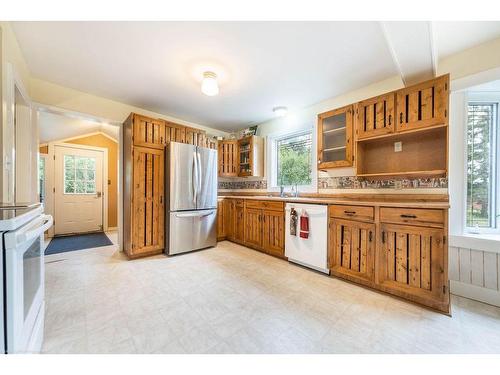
1;203;53;354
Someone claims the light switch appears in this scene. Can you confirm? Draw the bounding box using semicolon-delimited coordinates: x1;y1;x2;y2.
394;141;402;152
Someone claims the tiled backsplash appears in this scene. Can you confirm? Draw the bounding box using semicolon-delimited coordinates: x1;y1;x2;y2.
218;176;448;190
218;180;268;190
317;176;448;189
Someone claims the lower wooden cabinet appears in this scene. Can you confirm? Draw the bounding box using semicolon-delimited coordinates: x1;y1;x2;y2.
329;218;375;284
377;223;448;312
262;210;285;257
217;199;226;241
234;202;245;244
245;208;263;248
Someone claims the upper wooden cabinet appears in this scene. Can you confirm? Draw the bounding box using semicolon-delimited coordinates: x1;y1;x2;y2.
396;75;449;132
218;140;239;177
317;105;353;169
130;113;165;149
356;93;395;139
237;136;264;177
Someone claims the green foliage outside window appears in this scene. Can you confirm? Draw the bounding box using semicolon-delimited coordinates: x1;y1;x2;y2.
277;132;312;186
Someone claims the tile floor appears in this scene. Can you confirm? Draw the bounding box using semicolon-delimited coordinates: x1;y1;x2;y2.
42;233;500;354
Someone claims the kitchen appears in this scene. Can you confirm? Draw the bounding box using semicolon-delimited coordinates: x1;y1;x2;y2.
1;15;500;365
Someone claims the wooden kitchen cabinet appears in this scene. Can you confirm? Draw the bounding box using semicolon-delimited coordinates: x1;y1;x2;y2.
243;200;285;257
237;136;264;177
165;121;186;143
356;93;395;139
217;199;226;241
377;223;448;312
185;126;206;146
245;207;263;249
329;218;375;284
234;200;245;244
129;113;165;149
317;105;353;169
396;74;449;132
126;146;165;257
218;140;239;177
262;209;285;257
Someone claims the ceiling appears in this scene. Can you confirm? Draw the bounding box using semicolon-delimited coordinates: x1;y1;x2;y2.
39;111;119;144
12;21;500;131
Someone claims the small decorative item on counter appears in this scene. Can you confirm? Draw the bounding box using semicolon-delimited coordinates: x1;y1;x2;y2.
290;208;298;236
299;210;309;239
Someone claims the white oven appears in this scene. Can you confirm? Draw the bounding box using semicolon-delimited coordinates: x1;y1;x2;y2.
1;204;52;353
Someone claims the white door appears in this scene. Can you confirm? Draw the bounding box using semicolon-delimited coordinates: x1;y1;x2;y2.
54;145;104;235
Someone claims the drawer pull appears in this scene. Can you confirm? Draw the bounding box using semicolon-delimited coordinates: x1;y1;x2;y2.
344;210;356;215
400;214;417;219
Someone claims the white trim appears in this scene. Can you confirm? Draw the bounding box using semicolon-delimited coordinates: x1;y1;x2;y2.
34;102;122;127
450;234;500;255
450;280;500;308
41;131;118;145
49;142;109;235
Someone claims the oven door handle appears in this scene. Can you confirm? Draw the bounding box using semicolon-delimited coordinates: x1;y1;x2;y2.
10;214;53;247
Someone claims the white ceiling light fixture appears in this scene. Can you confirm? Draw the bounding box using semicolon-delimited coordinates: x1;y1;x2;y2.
201;71;219;96
273;106;288;117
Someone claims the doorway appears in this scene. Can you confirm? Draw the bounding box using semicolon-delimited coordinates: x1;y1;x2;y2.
53;143;107;235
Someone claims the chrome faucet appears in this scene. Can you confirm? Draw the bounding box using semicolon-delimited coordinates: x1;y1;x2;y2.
279;185;285;197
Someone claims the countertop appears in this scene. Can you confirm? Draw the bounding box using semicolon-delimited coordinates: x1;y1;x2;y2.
218;194;450;209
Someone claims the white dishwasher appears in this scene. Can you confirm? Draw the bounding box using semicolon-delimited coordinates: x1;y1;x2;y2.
285;203;329;274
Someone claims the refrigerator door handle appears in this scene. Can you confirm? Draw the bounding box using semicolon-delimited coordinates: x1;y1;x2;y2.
192;150;199;205
196;150;202;197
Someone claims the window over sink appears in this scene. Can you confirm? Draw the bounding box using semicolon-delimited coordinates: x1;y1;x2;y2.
268;129;315;192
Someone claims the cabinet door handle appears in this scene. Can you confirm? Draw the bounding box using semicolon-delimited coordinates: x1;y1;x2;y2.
369;231;373;242
344;210;356;216
382;231;385;244
400;214;417;219
388;114;392;126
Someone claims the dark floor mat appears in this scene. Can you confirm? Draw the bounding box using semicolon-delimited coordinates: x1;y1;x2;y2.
45;232;113;255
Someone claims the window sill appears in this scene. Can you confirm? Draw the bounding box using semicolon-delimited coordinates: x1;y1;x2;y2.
449;233;500;254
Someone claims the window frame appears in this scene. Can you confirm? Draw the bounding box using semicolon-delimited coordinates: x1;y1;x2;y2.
464;93;500;235
266;127;317;193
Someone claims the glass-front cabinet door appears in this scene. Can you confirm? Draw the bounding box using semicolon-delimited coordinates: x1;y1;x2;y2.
317;104;353;169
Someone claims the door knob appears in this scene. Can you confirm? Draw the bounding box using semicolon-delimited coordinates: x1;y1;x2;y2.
96;191;102;198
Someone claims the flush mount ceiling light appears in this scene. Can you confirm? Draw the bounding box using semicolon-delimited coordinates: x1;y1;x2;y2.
273;106;288;117
201;71;219;96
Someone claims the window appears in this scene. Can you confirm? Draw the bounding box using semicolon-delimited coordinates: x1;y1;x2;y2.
274;130;313;187
64;155;96;194
466;102;499;232
38;156;45;203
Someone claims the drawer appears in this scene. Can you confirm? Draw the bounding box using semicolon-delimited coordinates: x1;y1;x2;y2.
245;200;284;211
329;205;374;222
380;207;444;227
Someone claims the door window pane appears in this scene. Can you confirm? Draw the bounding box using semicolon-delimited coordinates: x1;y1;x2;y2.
64;155;97;194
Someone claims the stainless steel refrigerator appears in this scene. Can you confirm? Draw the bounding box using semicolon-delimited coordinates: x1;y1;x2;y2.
166;142;218;255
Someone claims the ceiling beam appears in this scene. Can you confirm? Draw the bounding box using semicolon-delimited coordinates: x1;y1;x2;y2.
380;21;436;86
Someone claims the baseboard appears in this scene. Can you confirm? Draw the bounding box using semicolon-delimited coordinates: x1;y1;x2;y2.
450;280;500;307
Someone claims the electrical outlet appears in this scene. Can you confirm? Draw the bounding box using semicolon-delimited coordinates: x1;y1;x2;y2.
394;141;402;152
